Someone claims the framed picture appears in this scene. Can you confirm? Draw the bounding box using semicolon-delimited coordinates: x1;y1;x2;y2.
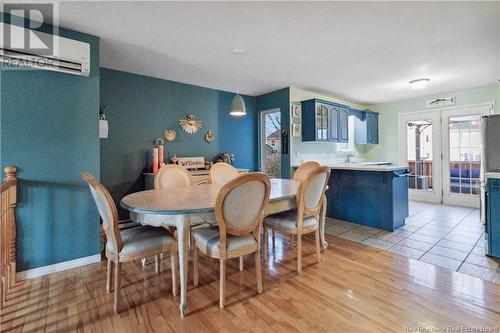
292;124;301;137
292;104;301;118
426;96;455;108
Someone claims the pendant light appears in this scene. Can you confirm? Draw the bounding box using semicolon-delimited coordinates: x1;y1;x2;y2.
230;49;246;116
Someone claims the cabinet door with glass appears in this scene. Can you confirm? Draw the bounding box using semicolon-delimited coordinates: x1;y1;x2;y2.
301;99;330;142
315;103;330;141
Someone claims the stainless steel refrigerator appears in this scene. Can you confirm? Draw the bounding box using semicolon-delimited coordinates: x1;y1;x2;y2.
480;114;500;257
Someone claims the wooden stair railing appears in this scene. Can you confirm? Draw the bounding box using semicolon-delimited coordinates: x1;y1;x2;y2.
1;166;18;308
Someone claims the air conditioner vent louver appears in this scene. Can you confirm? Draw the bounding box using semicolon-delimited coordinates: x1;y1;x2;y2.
0;22;90;76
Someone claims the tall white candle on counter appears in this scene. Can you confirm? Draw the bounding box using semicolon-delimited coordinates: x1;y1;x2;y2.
158;144;164;167
152;147;159;174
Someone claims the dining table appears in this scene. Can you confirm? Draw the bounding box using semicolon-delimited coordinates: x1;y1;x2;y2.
120;178;329;317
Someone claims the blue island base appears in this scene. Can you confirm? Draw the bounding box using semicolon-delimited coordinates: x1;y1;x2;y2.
326;168;409;232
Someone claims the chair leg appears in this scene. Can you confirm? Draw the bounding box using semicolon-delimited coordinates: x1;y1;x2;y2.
154;254;160;274
219;259;226;309
171;251;178;296
193;242;199;287
106;259;114;293
113;262;121;314
263;226;268;261
297;234;302;274
315;229;321;263
239;256;244;272
255;251;263;294
272;230;275;247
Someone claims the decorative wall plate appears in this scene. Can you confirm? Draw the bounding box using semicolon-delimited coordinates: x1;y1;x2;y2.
205;130;214;143
179;114;203;134
164;129;177;141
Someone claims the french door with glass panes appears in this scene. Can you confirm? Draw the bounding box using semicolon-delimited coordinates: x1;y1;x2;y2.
399;111;442;203
399;104;491;208
441;105;490;207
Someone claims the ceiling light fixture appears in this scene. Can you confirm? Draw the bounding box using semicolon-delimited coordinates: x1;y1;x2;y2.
409;78;430;90
230;49;246;116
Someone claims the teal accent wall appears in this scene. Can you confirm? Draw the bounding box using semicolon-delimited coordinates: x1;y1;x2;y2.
100;68;257;218
0;17;101;270
256;88;291;178
363;83;500;163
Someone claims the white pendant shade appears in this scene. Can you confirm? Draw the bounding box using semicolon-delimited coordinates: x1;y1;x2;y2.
230;94;246;116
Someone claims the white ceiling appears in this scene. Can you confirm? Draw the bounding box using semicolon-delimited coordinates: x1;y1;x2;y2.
57;1;500;104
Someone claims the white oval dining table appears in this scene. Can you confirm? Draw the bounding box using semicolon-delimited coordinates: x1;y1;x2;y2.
120;178;328;317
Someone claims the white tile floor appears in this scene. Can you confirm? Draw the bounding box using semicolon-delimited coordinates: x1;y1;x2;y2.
325;201;500;284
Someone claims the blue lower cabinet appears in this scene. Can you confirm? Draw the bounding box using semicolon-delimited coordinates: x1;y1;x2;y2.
326;168;409;231
487;178;500;258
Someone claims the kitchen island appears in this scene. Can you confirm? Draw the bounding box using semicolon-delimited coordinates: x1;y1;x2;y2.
293;162;410;231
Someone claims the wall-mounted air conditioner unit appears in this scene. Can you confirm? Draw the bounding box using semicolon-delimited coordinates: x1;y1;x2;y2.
0;22;90;76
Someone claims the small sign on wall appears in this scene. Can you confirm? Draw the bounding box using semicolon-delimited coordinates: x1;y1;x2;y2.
426;96;455;108
292;124;301;137
291;104;301;119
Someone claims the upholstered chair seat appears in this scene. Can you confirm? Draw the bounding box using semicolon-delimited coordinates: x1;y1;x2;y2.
83;172;178;314
263;166;330;273
192;173;271;308
192;227;258;258
265;211;318;232
106;226;176;259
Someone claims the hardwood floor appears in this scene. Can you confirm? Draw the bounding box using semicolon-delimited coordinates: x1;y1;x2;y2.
1;234;499;332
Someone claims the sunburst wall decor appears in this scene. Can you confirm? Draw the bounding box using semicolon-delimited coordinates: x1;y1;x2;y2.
179;114;203;134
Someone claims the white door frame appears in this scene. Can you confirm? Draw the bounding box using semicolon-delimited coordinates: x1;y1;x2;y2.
399;110;442;203
441;104;492;207
399;102;494;207
259;108;281;174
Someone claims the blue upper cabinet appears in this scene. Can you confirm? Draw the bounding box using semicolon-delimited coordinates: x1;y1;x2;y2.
301;99;349;142
339;107;349;143
329;105;339;141
354;110;379;144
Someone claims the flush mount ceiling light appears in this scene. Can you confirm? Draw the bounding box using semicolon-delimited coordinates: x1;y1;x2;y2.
409;78;431;90
230;49;246;116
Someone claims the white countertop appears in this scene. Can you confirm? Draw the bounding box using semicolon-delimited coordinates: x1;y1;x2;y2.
485;172;500;179
292;162;408;172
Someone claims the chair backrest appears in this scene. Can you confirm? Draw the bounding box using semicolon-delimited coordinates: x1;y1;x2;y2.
293;161;321;181
82;172;122;255
296;166;330;227
155;164;194;189
215;173;271;257
209;162;239;186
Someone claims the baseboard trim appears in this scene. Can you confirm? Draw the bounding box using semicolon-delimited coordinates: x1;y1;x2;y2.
17;254;102;280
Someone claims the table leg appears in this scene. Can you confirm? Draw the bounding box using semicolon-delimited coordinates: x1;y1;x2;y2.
320;194;328;250
176;215;191;318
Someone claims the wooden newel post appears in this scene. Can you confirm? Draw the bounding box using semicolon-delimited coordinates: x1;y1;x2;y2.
1;165;18;308
4;166;17;180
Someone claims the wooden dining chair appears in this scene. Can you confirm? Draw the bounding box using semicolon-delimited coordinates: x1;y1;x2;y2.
280;160;320;248
264;166;330;273
155;164;194;189
209;162;247;270
192;173;271;308
82;172;178;314
209;162;239;186
293;161;321;181
152;164;196;237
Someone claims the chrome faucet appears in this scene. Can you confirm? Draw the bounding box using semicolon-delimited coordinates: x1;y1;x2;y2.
344;152;355;163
